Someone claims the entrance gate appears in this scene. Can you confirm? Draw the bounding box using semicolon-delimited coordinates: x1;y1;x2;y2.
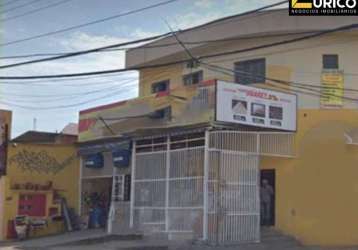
130;130;294;244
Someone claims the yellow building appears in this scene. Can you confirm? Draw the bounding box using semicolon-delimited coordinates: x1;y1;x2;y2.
0;131;79;240
78;9;358;246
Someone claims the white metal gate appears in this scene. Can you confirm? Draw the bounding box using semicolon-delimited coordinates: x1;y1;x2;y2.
130;134;205;239
205;131;260;244
206;150;260;243
130;130;294;244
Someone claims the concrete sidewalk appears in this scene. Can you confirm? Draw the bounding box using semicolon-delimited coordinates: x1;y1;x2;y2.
1;229;357;250
0;229;108;249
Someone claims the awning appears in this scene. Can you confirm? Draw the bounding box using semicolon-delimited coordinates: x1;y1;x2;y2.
77;139;130;156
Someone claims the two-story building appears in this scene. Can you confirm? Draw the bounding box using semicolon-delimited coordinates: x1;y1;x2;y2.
78;9;358;246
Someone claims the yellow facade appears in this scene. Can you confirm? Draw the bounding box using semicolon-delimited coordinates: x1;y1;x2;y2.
1;143;79;240
129;33;358;245
261;109;358;246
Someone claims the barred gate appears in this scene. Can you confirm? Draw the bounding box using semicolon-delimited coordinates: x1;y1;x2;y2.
130;131;294;244
207;131;260;244
130;134;205;239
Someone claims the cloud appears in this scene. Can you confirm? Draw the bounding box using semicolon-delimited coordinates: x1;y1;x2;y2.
0;31;139;136
59;32;129;51
130;28;161;39
194;0;214;9
169;0;287;30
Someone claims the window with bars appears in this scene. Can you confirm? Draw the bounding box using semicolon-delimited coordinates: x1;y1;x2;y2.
135;132;205;153
234;58;266;85
183;70;203;86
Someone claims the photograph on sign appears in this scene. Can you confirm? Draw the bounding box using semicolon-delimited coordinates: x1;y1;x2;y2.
216;81;297;131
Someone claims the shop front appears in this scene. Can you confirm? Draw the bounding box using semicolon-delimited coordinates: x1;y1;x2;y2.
78;80;297;244
78;140;131;231
129;129;295;244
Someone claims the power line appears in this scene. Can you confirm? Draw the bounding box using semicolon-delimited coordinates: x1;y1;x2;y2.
0;0;23;8
0;31;315;60
0;59;189;79
1;83;137;104
0;80;135;98
0;32;171;69
0;0;179;47
0;0;43;15
0;85;137;110
0;0;73;23
167;18;358;113
166;27;351;103
203;63;345;102
0;19;357;77
0;2;293;68
202;62;358;103
198;23;358;61
0;72;136;84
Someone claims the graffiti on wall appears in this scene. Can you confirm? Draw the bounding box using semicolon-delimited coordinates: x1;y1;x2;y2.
9;149;76;174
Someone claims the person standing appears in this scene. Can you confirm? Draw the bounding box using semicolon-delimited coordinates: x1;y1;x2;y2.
260;179;274;226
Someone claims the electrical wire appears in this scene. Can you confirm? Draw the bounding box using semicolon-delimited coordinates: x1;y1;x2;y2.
0;22;357;78
198;23;358;61
0;69;174;107
0;32;172;69
0;58;189;79
1;83;137;103
166;29;358;103
0;72;136;84
201;62;358;103
0;0;43;15
0;31;316;60
0;0;73;23
0;80;135;99
0;0;24;8
0;86;137;110
0;0;179;47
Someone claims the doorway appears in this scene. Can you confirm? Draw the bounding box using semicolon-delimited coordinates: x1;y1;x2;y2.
260;169;275;226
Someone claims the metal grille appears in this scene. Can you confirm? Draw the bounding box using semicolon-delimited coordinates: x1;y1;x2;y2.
210;131;295;157
206;150;260;244
130;130;295;244
131;135;205;239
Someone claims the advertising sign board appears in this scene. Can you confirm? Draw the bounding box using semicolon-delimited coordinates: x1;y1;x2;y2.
216;81;297;131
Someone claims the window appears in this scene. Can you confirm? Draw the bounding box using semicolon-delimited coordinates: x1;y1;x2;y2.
183;70;203;86
148;107;171;119
323;54;339;69
151;80;169;93
235;58;266;85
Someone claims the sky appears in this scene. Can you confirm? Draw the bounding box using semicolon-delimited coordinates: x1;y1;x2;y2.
0;0;284;138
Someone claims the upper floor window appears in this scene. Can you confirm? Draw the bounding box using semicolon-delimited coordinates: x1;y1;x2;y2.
151;80;169;94
183;70;203;86
323;54;339;69
235;58;266;85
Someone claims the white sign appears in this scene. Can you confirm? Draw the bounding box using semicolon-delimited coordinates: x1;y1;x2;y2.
216;81;297;131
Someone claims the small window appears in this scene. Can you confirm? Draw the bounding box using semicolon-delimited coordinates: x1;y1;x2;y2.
183;70;203;86
148;107;171;119
323;54;338;69
151;80;169;93
235;58;266;85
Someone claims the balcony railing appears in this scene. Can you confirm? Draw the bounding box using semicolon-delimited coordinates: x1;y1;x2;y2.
78;81;217;142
